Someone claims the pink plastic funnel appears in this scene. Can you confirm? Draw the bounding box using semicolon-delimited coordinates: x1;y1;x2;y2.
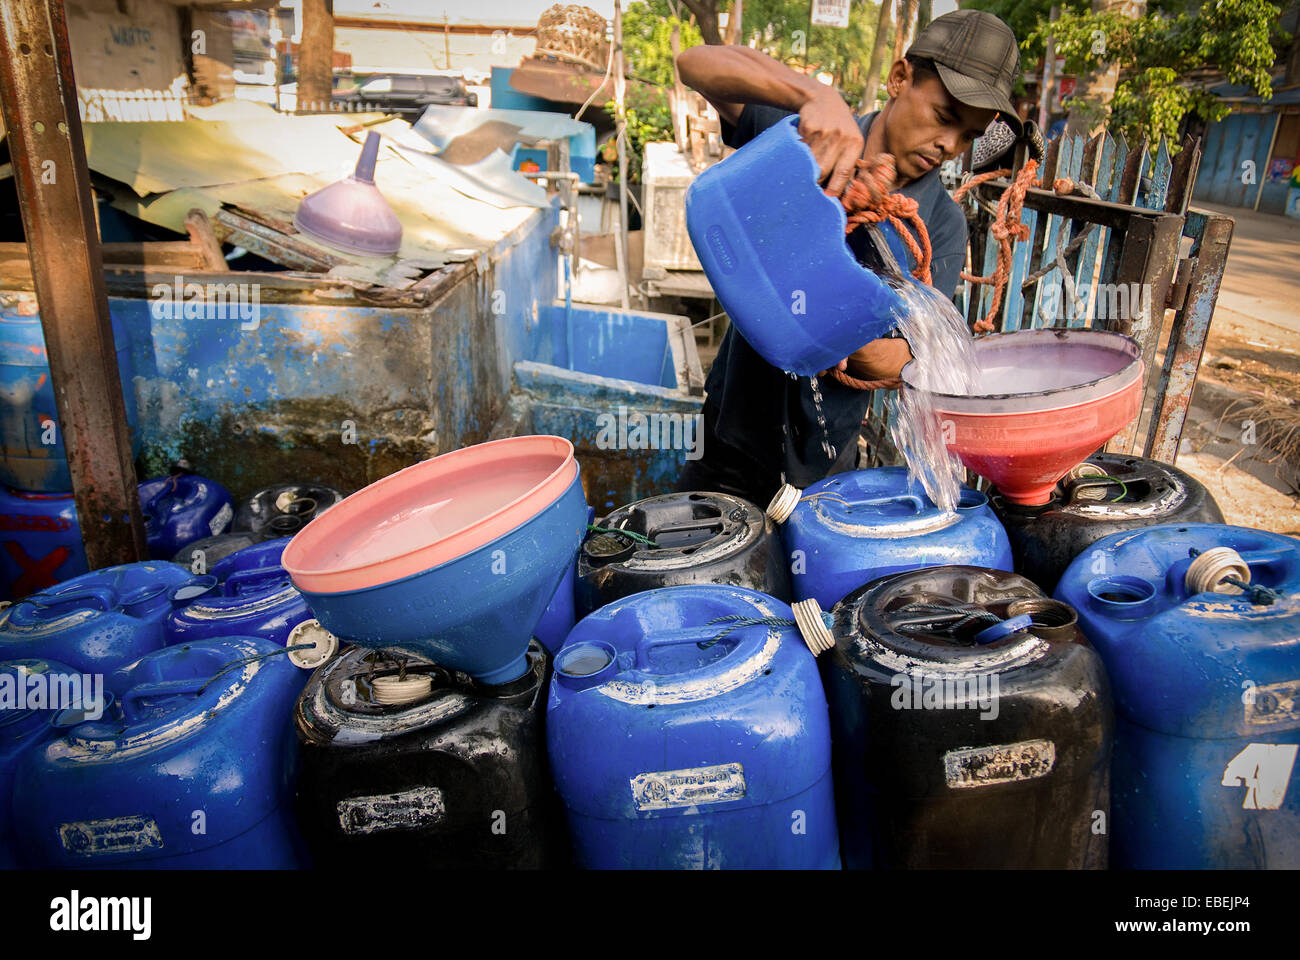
902;329;1144;507
294;131;403;256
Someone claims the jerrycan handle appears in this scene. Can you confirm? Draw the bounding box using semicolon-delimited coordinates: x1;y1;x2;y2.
121;677;210;721
634;626;744;667
223;566;291;596
849;494;927;513
20;586;117;614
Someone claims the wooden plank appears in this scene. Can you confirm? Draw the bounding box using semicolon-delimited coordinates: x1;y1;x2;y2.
1105;212;1185;454
1032;135;1075;328
1018;138;1060;329
1073;131;1117;329
1164;135;1202;216
0;240;207;272
184;209;229;272
1058;134;1087;326
213;207;346;272
1118;136;1148;206
0;0;146;567
1145;137;1173;211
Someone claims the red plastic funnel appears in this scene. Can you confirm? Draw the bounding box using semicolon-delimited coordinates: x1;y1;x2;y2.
902;330;1143;506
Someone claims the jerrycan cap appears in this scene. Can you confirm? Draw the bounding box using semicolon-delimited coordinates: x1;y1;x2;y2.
287;619;339;669
581;529;637;566
766;484;802;525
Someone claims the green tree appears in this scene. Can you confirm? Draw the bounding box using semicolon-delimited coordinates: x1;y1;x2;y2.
623;0;705;85
1035;0;1287;144
604;1;705;183
744;0;883;92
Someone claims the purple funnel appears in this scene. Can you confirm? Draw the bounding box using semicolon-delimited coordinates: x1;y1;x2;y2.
294;131;403;256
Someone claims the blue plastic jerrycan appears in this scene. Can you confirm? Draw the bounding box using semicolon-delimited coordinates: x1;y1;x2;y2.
166;538;312;647
138;472;234;559
547;583;839;869
685;114;908;376
0;302;139;493
0;487;89;601
1056;522;1300;868
0;656;94;868
12;636;312;868
0;562;208;676
769;466;1014;609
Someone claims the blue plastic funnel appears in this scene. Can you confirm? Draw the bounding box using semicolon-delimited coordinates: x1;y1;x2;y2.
283;437;589;685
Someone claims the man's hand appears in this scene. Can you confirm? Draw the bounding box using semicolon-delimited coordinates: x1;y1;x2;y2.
799;88;865;199
844;337;914;386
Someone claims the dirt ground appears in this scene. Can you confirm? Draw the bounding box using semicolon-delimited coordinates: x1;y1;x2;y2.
1173;203;1300;535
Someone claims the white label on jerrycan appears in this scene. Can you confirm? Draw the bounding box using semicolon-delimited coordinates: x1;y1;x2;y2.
337;787;446;835
630;762;747;811
59;816;164;856
1246;680;1300;727
208;502;234;536
943;739;1056;789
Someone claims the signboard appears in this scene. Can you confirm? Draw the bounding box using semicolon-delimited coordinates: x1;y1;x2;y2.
1056;76;1077;109
811;0;851;28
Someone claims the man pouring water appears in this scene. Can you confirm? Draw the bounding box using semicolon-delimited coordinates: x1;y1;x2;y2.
676;10;1026;507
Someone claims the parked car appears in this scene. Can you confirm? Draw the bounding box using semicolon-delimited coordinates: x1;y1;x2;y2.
333;73;478;118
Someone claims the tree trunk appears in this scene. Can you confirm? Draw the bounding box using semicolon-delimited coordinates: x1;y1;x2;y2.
681;0;723;45
298;0;334;114
917;0;931;33
725;0;742;45
892;0;917;66
860;0;894;111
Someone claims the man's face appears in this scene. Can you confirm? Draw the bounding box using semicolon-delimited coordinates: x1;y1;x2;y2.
883;60;998;183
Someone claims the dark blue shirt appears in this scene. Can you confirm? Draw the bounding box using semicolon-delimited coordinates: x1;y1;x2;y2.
704;104;967;490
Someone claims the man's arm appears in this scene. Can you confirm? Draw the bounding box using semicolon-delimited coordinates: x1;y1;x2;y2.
676;45;864;198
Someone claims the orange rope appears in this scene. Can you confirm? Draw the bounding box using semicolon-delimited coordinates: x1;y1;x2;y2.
830;155;931;392
841;155;933;287
958;162;1076;333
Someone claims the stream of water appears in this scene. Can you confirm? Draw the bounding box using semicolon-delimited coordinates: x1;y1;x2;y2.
885;280;983;513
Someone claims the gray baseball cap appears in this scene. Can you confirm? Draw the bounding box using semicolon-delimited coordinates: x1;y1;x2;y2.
908;10;1023;136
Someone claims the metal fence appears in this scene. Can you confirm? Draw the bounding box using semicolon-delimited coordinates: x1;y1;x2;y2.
863;127;1236;474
